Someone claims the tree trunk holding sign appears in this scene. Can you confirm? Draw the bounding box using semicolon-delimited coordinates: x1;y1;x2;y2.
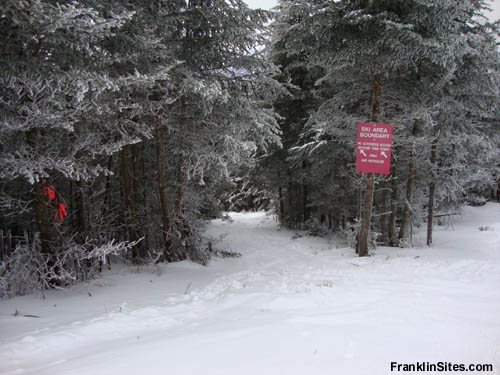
379;181;388;243
357;73;382;257
358;173;375;257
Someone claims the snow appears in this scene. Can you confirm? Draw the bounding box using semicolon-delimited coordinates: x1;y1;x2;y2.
1;204;500;374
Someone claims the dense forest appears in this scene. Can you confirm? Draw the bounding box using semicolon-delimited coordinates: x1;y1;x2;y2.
1;0;499;296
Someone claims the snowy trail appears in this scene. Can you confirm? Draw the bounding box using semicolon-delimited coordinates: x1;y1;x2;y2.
1;205;500;374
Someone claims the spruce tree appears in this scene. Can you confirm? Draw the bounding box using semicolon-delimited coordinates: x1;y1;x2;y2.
150;0;281;261
269;0;500;253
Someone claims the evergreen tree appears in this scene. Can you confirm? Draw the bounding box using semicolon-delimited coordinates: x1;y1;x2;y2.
0;1;137;256
150;0;281;261
268;0;500;253
268;0;326;227
0;0;282;294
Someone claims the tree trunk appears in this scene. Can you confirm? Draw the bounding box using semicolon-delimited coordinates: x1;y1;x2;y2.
174;153;184;216
426;135;438;246
388;163;398;246
492;180;499;202
155;125;175;262
287;170;293;224
398;158;414;241
26;130;53;255
301;160;309;224
132;143;143;206
278;171;284;221
302;181;308;223
131;143;145;257
172;99;193;260
355;181;363;254
379;182;388;243
121;145;138;260
358;173;375;257
75;181;88;239
121;146;133;228
398;124;418;242
103;155;113;209
33;181;52;255
357;72;382;257
174;152;190;261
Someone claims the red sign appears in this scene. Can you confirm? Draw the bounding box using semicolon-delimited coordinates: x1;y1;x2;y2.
356;122;393;174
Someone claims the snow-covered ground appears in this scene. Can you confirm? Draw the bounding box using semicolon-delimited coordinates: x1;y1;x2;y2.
1;204;500;375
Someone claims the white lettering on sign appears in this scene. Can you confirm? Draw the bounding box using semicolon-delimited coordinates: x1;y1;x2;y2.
359;132;391;139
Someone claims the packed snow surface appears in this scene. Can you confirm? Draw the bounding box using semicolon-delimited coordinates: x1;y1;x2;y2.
1;204;500;374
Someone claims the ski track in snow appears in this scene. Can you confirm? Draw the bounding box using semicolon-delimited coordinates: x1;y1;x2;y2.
0;205;500;374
